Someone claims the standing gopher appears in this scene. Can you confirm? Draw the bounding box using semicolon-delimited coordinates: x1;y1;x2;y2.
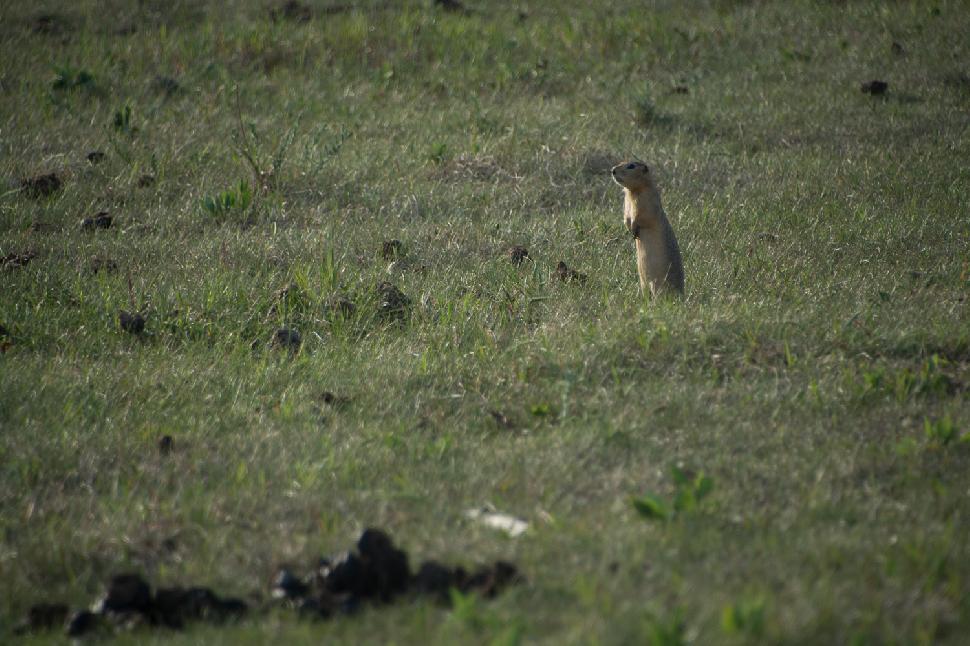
611;160;684;297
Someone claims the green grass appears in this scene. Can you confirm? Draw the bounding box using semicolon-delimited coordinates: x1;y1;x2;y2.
2;0;970;643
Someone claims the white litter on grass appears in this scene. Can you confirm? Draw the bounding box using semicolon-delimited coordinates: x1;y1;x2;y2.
464;507;529;537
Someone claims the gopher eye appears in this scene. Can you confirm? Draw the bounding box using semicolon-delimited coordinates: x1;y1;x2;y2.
626;163;636;170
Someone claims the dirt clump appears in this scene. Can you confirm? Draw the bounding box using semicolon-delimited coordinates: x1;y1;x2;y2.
555;260;587;283
65;610;100;636
27;220;57;234
81;212;112;231
153;76;180;96
152;586;245;628
271;0;312;22
377;282;410;320
861;80;888;95
18;528;517;636
271;568;309;600
319;391;351;407
277;528;521;619
272;328;302;352
943;73;970;92
508;245;529;265
434;0;469;14
32;13;69;35
95;573;153;617
462;560;521;598
490;410;514;429
87;150;106;164
88;256;118;274
412;560;457;599
53;574;247;636
13;603;69;635
119;310;146;334
20;172;61;198
2;251;36;270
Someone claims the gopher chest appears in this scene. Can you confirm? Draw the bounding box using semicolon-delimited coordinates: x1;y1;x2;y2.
623;202;636;231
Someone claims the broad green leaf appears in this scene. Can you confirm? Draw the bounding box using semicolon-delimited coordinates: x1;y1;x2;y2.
633;495;669;520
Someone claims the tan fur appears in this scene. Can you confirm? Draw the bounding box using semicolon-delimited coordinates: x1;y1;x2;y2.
611;161;685;297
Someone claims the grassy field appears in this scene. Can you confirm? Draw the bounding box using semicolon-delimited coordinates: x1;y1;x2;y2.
2;0;970;642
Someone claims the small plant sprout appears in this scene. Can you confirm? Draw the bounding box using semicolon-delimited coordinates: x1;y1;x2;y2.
924;416;963;448
643;608;686;646
112;102;133;133
633;464;714;521
530;403;553;418
670;464;713;513
721;596;766;637
52;66;94;91
429;142;448;164
201;181;253;218
632;494;670;521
